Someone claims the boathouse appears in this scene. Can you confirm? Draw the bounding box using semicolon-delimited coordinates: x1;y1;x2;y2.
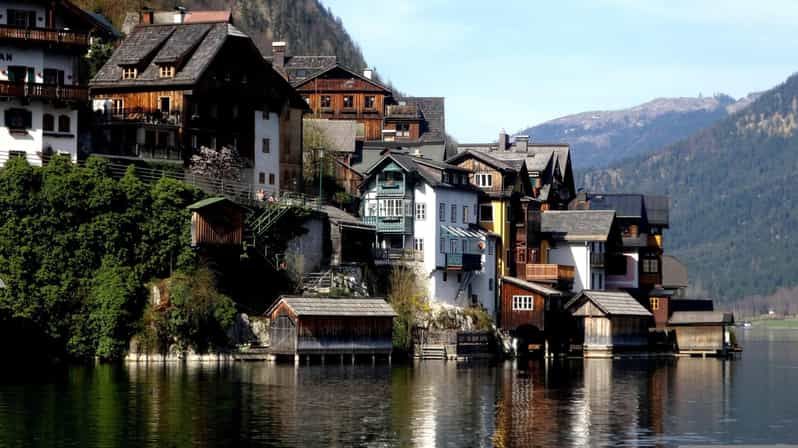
565;290;653;355
668;311;735;355
499;276;565;354
265;296;397;361
188;197;246;247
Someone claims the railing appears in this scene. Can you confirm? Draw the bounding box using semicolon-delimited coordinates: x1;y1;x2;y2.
96;109;183;126
445;253;482;271
372;248;423;263
362;216;413;233
590;252;605;267
0;81;88;101
377;180;405;196
0;25;89;46
525;264;575;283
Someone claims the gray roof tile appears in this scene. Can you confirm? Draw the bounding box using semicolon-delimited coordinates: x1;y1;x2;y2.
277;297;397;317
669;311;733;325
541;210;615;241
566;290;652;316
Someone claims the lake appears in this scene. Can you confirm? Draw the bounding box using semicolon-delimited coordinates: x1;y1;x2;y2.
0;327;796;447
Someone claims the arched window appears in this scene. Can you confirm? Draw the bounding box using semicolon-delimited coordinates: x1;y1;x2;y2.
58;115;70;133
43;114;54;132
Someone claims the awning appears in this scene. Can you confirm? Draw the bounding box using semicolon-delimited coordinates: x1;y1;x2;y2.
440;225;489;239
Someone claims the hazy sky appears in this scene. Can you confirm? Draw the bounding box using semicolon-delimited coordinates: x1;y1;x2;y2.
322;0;798;142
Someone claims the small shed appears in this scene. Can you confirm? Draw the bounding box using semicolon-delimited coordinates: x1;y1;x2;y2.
500;276;565;355
668;311;734;355
188;197;246;247
265;296;397;359
565;290;653;354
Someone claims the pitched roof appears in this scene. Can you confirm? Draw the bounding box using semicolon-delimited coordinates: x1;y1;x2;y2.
541;210;615;241
291;64;392;92
393;97;446;143
187;196;243;211
266;55;338;84
270;297;397;317
321;205;374;230
501;276;564;296
644;195;670;226
362;152;474;190
586;194;644;218
446;150;518;172
566;290;652;317
668;311;733;325
662;255;689;289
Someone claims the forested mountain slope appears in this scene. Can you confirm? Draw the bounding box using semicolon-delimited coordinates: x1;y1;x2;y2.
581;73;798;302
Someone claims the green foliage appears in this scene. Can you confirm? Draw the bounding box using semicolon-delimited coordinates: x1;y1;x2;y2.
85;38;115;79
581;73;798;302
388;266;429;351
0;156;202;359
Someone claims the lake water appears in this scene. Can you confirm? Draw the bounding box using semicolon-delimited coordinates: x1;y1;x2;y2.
1;327;797;447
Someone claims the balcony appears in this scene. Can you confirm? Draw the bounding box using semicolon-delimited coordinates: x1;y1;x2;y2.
0;81;88;101
590;253;605;267
372;248;423;265
0;25;89;47
362;216;413;233
92;144;186;162
96;109;183;127
445;253;482;271
525;264;575;284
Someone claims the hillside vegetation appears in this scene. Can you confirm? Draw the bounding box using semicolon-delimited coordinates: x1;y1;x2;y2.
75;0;369;70
581;73;798;302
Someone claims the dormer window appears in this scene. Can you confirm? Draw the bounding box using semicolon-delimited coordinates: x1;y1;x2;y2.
121;67;137;80
159;65;175;78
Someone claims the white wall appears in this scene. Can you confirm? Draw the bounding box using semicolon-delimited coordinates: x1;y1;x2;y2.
0;3;47;27
252;110;280;195
549;242;589;292
0;47;78;85
0;101;77;165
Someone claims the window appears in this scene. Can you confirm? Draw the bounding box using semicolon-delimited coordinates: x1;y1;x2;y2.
440;238;445;254
457;273;462;282
159;97;170;114
480;204;493;222
343;95;354;108
191;134;198;149
443;172;450;184
159;65;175;78
4;108;32;130
57;115;70;133
8;9;36;28
121;67;137;80
112;99;124;115
269;173;275;185
364;95;376;109
443;272;448;282
463;206;469;223
512;295;534;311
43;114;54;132
650;297;661;311
643;259;659;273
379;199;404;217
450;239;458;253
488;241;494;255
461;239;468;253
440;203;446;221
489;279;493;291
414;238;424;252
450;204;456;223
262;109;270;120
415;203;426;220
258;172;266;184
516;248;527;263
262;138;271;154
43;69;65;86
396;122;410;137
476;173;493;188
320;95;332;108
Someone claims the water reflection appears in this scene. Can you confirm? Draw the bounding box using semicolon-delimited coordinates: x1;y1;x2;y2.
1;328;797;447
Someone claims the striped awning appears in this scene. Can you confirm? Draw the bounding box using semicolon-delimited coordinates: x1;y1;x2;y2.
440;225;488;239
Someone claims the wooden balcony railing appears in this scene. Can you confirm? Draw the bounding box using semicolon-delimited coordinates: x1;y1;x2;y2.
372;248;423;263
525;264;575;283
0;81;88;101
96;109;183;126
445;253;482;271
0;25;89;46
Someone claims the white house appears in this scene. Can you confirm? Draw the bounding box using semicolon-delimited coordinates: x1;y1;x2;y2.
541;210;617;293
0;0;115;165
360;153;499;317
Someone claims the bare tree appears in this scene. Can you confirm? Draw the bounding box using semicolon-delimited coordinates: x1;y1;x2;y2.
189;145;245;182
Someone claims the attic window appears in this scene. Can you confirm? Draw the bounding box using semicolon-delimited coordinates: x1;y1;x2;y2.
121;67;137;80
159;65;175;78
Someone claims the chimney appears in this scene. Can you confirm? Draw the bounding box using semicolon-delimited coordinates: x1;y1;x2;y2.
140;7;154;25
515;135;529;153
174;6;187;24
498;129;508;151
363;68;374;80
272;41;286;68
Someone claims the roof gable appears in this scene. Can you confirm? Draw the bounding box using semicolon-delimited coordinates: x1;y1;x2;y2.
293;64;392;93
566;290;652;317
541;210;615;241
267;296;397;318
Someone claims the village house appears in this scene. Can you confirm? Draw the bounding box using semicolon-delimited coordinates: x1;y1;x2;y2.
668;311;735;356
89;11;308;193
498;275;566;355
0;0;117;165
565;290;653;355
359;152;498;315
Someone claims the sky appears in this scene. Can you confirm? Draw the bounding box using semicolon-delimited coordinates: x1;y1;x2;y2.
322;0;798;142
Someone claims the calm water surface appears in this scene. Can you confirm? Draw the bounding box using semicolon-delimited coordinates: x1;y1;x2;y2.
1;327;797;447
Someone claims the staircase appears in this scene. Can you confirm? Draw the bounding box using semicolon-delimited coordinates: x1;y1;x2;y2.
419;345;446;360
453;271;475;305
244;192;322;266
301;271;333;294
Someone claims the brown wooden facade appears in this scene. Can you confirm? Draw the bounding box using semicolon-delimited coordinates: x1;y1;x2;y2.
500;281;547;332
188;198;245;247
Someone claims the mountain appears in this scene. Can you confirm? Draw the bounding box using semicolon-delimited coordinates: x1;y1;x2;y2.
580;73;798;302
75;0;369;71
520;94;760;169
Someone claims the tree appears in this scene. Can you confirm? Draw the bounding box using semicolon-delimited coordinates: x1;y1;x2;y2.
387;264;429;352
189;145;245;182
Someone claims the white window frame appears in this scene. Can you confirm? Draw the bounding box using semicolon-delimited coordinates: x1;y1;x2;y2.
476;173;493;188
415;202;426;221
512;295;534;311
440;203;446;222
414;238;424;252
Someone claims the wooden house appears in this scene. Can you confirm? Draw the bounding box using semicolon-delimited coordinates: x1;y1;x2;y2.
187;197;245;247
89;14;308;193
668;311;734;355
265;296;397;361
565;290;653;355
499;275;565;354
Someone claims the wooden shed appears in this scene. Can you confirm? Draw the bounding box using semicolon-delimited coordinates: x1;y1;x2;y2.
188;197;246;247
499;276;566;354
265;296;397;361
668;311;734;356
565;290;653;355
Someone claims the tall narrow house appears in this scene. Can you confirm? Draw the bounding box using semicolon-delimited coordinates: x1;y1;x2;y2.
0;0;116;165
359;152;499;316
89;13;308;193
